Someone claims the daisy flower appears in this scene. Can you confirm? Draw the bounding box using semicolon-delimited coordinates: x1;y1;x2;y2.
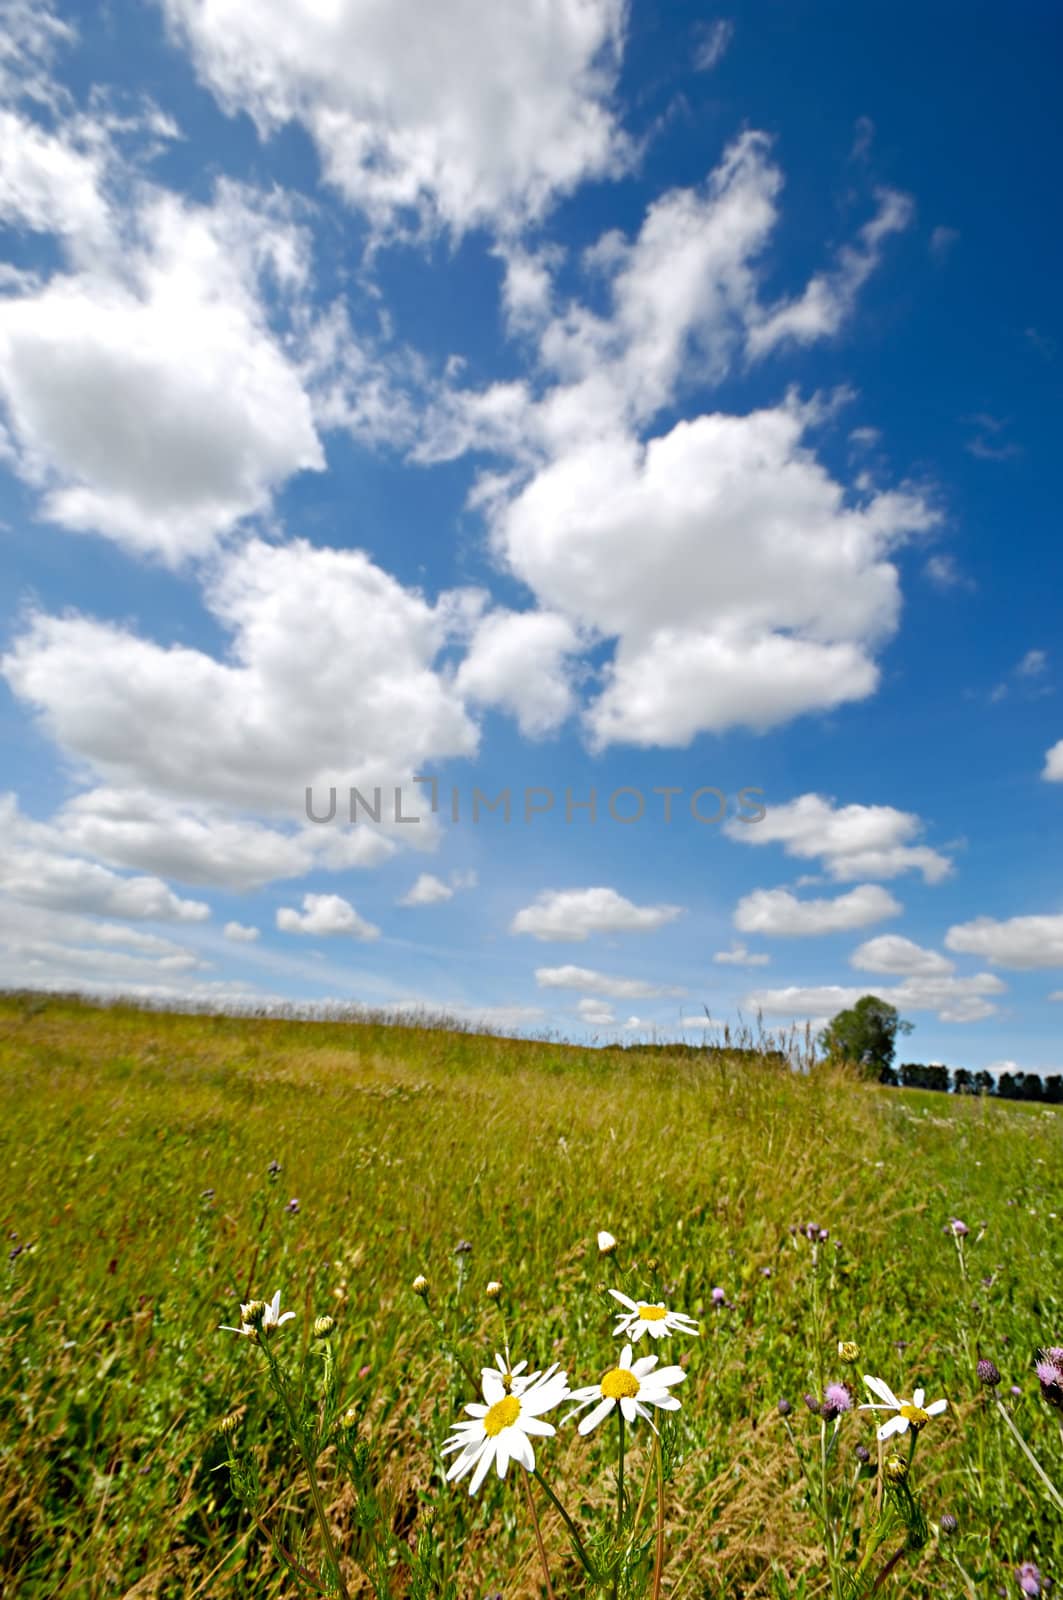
220;1290;295;1339
860;1374;947;1439
609;1288;699;1342
442;1361;569;1496
568;1344;685;1435
480;1351;542;1395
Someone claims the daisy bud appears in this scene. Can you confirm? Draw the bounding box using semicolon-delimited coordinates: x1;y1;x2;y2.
597;1230;617;1255
838;1341;860;1364
485;1281;502;1300
339;1406;358;1431
884;1453;908;1483
976;1357;1000;1387
217;1410;242;1437
313;1315;335;1338
940;1513;958;1535
411;1274;429;1299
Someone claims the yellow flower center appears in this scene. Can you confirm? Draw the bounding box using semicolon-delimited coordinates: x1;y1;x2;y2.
899;1403;930;1427
483;1394;522;1437
601;1368;641;1400
638;1304;668;1322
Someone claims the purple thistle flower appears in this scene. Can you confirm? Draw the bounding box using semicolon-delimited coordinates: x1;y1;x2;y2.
948;1217;969;1237
817;1228;829;1242
777;1398;792;1416
1036;1352;1063;1408
940;1513;957;1535
284;1197;300;1214
803;1392;821;1414
267;1160;281;1177
820;1382;852;1421
711;1286;726;1305
1017;1562;1042;1597
977;1358;1001;1387
761;1267;772;1278
854;1443;871;1464
1011;1384;1022;1397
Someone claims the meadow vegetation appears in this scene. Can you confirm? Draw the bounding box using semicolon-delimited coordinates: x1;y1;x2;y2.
1;991;1060;1597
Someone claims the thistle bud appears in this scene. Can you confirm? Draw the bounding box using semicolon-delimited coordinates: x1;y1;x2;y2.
976;1357;1000;1388
940;1513;958;1535
777;1398;792;1416
313;1315;335;1338
854;1443;871;1464
411;1274;429;1299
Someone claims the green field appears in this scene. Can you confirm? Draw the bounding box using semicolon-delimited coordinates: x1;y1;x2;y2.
2;992;1060;1598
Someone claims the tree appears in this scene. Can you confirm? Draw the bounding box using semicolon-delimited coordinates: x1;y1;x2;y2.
818;995;913;1079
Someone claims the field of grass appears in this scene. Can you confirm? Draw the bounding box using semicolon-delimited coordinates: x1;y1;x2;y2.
2;991;1061;1598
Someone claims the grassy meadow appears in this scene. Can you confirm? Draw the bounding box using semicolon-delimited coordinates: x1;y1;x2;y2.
1;991;1061;1598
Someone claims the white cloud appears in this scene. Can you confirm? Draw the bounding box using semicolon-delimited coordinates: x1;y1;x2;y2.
0;183;325;562
945;914;1063;969
929;225;959;263
850;934;954;977
535;964;686;998
712;941;770;967
0;108;110;250
160;0;632;238
734;883;901;936
1018;648;1048;677
745;189;913;358
723;793;953;883
512;886;683;942
692;18;734;72
224;921;259;942
0;794;209;921
399;873;453;907
577;996;616;1026
746;971;1005;1026
3;538;479;816
455;608;582;737
276;893;380;941
1043;740;1063;782
924;553;974;592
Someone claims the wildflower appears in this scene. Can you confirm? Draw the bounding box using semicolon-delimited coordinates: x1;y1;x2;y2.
442;1362;569;1495
977;1358;1000;1388
454;1239;473;1255
948;1218;969;1237
1035;1348;1063;1408
777;1398;792;1416
597;1230;617;1255
761;1266;772;1278
568;1344;685;1435
485;1280;502;1300
217;1410;242;1437
609;1288;699;1342
710;1286;726;1306
883;1453;908;1482
854;1443;871;1464
285;1197;300;1214
220;1290;295;1339
1017;1563;1043;1597
939;1512;957;1535
838;1341;860;1364
481;1352;542;1395
411;1274;429;1298
860;1374;947;1439
820;1383;852;1421
313;1315;335;1338
267;1159;281;1177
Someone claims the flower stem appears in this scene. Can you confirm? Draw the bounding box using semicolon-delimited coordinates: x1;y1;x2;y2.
993;1396;1063;1513
261;1338;351;1600
651;1432;665;1600
533;1470;598;1580
520;1465;556;1600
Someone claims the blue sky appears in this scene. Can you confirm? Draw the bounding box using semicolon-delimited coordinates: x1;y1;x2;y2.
1;0;1061;1072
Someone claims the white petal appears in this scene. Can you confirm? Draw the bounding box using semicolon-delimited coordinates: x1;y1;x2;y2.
863;1375;901;1408
469;1445;495;1495
878;1415;908;1440
650;1366;686;1386
495;1438;510;1478
521;1417;555;1437
619;1345;634;1369
912;1389;925;1409
610;1289;638;1312
926;1399;948;1416
482;1373;505;1406
620;1396;638;1422
578;1397;615;1435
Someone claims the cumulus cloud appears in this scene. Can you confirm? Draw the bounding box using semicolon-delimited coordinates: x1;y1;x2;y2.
850;934;954;977
734;884;901;936
223;921;260;942
160;0;632;237
512;887;683;942
455;608;582;736
1043;740;1063;782
724;792;953;883
399;873;453;907
3;538;479;815
746;972;1006;1025
535;964;686;998
577;996;616;1026
945;913;1063;969
276;893;380;941
712;941;770;966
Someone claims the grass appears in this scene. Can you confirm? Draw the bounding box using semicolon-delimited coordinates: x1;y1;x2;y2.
1;990;1061;1597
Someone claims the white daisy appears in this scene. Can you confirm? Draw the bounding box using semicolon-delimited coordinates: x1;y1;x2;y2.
859;1374;948;1440
480;1351;541;1395
442;1361;570;1495
219;1289;295;1339
609;1288;699;1342
567;1344;686;1435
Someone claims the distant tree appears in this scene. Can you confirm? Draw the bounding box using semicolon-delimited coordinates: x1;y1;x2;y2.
819;995;913;1079
953;1067;973;1094
997;1071;1019;1099
900;1061;927;1088
973;1070;995;1096
879;1064;899;1087
926;1064;951;1093
1046;1075;1063;1105
1021;1072;1045;1102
